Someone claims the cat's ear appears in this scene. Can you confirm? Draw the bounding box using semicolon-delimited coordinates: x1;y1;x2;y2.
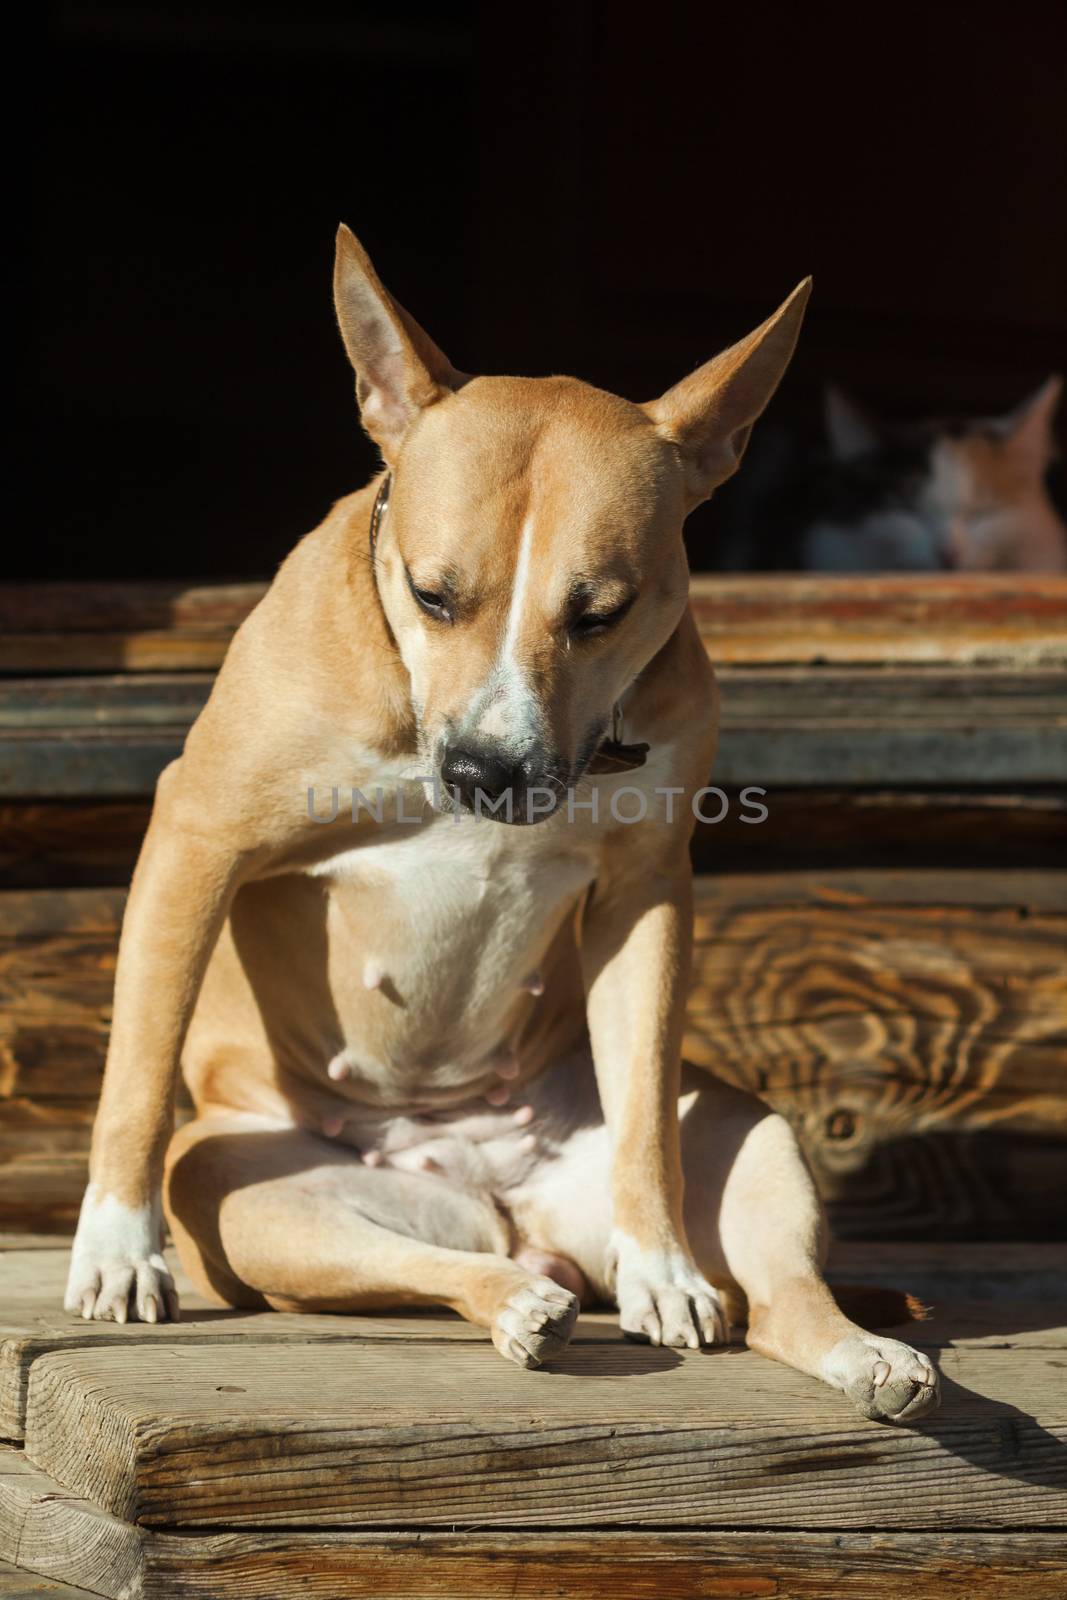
824;386;880;461
1000;375;1062;470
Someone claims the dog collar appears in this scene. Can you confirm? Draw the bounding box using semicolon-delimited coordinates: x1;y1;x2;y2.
368;472;392;562
369;470;647;774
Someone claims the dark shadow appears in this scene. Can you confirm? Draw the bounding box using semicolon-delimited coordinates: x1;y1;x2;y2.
543;1343;686;1378
902;1367;1067;1496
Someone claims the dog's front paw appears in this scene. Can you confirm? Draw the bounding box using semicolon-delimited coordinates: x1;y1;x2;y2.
610;1232;726;1349
64;1185;180;1323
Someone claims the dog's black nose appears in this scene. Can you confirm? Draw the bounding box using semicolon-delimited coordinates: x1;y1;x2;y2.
440;745;527;816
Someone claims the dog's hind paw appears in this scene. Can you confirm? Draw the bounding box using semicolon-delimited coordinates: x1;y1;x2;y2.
491;1276;579;1368
823;1333;939;1423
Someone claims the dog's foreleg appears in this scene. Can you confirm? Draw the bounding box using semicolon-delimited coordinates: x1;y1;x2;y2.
580;845;726;1348
65;765;245;1323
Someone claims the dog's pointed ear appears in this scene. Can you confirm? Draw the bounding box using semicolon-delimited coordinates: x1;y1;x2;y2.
333;224;467;462
644;278;811;508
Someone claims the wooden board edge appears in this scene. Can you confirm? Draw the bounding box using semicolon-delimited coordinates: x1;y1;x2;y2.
19;1344;1067;1532
3;1442;1067;1600
0;1447;144;1599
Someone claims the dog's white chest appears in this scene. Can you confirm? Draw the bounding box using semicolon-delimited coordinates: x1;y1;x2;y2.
308;808;598;1087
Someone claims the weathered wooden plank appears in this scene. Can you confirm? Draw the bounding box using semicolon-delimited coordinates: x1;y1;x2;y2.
3;576;1066;672
0;584;263;674
3;1242;1066;1440
718;666;1067;719
0;677;212;729
0;889;124;940
688;870;1067;1239
0;731;184;800
4;663;1067;793
691;573;1067;666
22;1342;1067;1529
7;724;1064;797
0;1554;102;1600
0;636;232;674
0;1162;90;1243
2;1445;1065;1600
713;725;1067;784
828;1241;1067;1301
0;584;264;636
0;1247;625;1439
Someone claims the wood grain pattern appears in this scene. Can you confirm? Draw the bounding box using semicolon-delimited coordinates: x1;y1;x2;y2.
3;575;1065;672
690;573;1067;666
0;1250;626;1442
3;1442;1066;1600
688;871;1067;1239
0;1554;101;1600
0;584;263;674
21;1342;1067;1530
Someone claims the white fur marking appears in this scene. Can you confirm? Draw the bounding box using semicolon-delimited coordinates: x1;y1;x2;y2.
64;1184;176;1322
474;515;542;751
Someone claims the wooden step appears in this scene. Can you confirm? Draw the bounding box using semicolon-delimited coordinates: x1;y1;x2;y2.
3;1447;1066;1600
19;1339;1067;1531
4;575;1066;674
3;1243;1066;1596
4;1241;1065;1441
3;663;1066;794
3;575;1066;797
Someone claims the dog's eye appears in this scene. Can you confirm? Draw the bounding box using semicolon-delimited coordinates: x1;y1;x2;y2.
571;598;633;638
407;572;452;623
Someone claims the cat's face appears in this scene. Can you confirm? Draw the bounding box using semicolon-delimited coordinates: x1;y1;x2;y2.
805;378;1066;573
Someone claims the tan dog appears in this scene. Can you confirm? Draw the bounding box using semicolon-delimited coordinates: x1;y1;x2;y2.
66;228;938;1424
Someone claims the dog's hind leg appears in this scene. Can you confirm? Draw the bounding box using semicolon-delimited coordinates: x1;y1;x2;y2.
163;1113;579;1368
509;1063;939;1421
678;1074;940;1423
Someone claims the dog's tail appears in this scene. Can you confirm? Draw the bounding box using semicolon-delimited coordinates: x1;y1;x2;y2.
831;1284;930;1327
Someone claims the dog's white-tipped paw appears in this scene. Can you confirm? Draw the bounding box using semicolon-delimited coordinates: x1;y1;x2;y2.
65;1252;180;1323
611;1234;726;1349
64;1186;181;1323
491;1276;579;1368
823;1333;940;1423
